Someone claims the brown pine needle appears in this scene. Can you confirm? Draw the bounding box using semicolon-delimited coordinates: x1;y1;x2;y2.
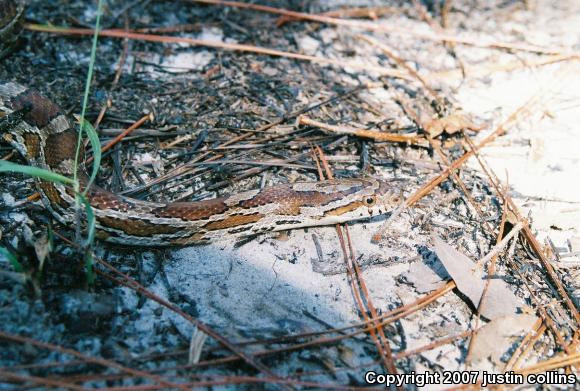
515;352;580;376
300;116;420;143
97;113;152;155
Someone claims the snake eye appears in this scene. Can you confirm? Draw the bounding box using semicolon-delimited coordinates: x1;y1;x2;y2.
364;196;376;206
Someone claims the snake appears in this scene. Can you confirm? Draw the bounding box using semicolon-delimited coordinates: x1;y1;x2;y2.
0;82;402;246
0;2;400;246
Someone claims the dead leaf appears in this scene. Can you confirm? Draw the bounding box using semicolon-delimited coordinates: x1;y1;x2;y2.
404;260;448;293
34;232;51;272
425;111;483;137
470;314;538;364
188;326;208;365
432;235;523;319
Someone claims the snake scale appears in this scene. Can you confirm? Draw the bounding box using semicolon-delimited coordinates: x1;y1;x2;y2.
0;2;400;246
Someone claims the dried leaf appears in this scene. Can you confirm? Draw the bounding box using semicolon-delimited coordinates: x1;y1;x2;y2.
34;233;51;272
404;260;448;293
188;326;208;365
425;111;483;137
470;314;538;364
432;235;523;319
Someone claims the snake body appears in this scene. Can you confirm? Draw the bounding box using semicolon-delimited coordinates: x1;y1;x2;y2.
0;82;400;246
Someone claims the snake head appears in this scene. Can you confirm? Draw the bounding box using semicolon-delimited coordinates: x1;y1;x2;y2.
359;178;405;219
375;178;405;211
308;178;403;225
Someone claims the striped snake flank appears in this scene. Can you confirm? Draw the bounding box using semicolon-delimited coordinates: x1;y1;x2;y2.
0;82;402;246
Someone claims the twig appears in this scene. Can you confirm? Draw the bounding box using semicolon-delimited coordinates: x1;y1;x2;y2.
99;114;152;154
474;221;525;269
515;352;580;376
276;6;397;27
504;319;545;371
300;116;421;143
92;99;111;130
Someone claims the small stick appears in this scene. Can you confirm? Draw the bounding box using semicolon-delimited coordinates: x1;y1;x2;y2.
92;98;111;130
86;113;152;166
276;6;396;27
300;116;420;143
515;352;580;376
474;221;525;269
1;151;15;161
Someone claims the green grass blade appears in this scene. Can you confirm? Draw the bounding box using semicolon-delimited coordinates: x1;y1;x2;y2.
74;0;104;184
78;194;96;246
0;161;75;185
0;247;23;273
80;118;101;193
